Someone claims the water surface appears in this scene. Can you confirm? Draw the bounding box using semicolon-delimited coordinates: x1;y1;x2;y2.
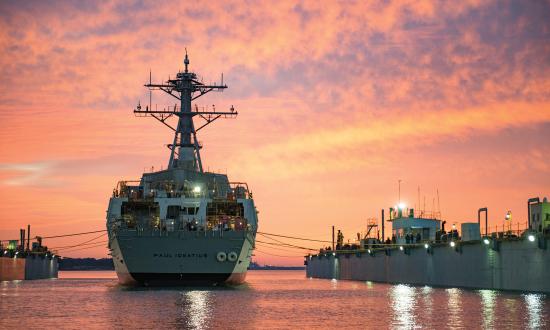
1;270;548;329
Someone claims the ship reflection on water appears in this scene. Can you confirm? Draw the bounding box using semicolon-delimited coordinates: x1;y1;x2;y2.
446;288;463;328
525;293;545;329
180;291;211;329
0;270;549;328
390;284;416;327
480;289;496;328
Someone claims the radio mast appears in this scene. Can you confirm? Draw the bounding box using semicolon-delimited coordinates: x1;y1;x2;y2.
134;50;237;172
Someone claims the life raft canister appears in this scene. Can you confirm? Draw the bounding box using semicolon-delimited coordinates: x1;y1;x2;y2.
216;252;227;262
227;251;238;262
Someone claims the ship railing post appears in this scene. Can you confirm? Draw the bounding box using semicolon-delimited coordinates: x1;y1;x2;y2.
381;209;385;244
527;197;540;230
332;225;335;251
478;207;488;237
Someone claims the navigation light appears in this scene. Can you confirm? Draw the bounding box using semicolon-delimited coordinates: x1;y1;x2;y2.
483;238;490;245
398;203;406;210
399;246;404;251
450;241;456;247
424;243;429;249
528;234;536;242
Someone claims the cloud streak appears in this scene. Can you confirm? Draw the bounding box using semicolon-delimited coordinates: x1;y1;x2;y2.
0;161;57;186
232;101;550;179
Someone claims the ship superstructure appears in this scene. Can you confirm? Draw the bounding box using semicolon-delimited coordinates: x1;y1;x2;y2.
106;53;257;286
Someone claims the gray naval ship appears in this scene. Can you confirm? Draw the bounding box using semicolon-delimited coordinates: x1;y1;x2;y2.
106;53;258;286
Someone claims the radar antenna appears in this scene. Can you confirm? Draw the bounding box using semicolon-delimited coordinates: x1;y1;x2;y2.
134;52;237;172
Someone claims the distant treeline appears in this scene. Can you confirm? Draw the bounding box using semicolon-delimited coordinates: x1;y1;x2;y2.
249;261;305;270
59;258;114;270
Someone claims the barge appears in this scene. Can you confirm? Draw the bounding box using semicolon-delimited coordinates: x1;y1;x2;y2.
0;226;58;281
305;197;550;293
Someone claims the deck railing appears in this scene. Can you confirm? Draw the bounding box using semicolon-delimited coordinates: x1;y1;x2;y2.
112;180;253;199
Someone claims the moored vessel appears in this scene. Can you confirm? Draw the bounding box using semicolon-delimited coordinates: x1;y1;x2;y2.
106;53;258;286
0;226;58;281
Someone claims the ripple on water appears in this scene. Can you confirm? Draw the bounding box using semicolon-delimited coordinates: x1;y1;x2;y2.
0;270;548;329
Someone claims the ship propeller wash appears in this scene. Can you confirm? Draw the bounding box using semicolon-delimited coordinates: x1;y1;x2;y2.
106;53;258;286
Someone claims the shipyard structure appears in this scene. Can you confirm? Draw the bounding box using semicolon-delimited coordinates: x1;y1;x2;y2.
305;197;550;293
0;226;58;281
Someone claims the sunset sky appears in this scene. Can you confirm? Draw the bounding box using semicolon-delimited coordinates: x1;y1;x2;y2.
1;1;549;265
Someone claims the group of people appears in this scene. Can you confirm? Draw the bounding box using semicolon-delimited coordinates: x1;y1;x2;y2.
319;230;428;254
404;232;422;244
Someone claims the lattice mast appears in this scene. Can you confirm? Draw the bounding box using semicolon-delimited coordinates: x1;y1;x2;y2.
134;51;237;172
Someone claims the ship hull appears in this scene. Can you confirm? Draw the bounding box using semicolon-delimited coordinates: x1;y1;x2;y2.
0;256;58;281
110;229;254;286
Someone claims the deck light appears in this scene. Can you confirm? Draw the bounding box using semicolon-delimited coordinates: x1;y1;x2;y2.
399;246;404;251
450;241;456;248
398;203;406;210
193;186;201;193
332;252;336;256
424;243;429;249
3;251;6;255
367;249;371;254
528;234;535;242
483;238;490;245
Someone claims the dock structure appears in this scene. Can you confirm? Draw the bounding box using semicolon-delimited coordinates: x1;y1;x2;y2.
0;226;59;281
306;197;550;293
0;256;58;281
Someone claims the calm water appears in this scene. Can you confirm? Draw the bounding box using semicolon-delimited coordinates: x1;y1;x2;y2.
1;270;549;329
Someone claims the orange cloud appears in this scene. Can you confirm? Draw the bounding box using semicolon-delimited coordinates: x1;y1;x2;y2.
229;101;550;179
